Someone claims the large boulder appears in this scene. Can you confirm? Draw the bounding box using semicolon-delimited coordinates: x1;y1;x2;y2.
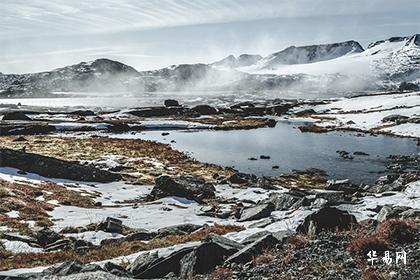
133;247;195;279
0;148;121;183
127;251;161;276
296;207;357;234
2;111;32;121
191;105;218;115
179;234;243;278
148;175;215;203
225;234;280;264
97;217;123;234
164;99;180;107
156;224;202;238
325;179;358;194
238;203;275;222
263;193;305;211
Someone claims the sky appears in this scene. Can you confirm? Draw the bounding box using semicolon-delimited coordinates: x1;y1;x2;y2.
0;0;419;74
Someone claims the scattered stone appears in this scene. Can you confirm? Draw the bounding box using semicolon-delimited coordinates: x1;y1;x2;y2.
164;99;180;107
157;224;201;238
325;179;358;194
226;234;280;264
296;207;357;234
382;114;410;124
2;111;32;121
353;151;369;156
97;217;123;234
259;155;270;160
272;165;279;169
127;251;161;276
148;175;216;203
248;157;258;161
336;150;354;160
238;203;275;222
191;105;218;115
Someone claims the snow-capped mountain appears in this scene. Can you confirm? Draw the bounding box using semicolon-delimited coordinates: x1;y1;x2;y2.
1;34;419;97
212;54;263;68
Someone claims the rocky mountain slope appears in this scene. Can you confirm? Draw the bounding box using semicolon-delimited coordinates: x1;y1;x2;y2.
0;34;419;97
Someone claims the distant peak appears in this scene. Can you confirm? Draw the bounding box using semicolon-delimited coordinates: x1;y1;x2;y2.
367;34;420;49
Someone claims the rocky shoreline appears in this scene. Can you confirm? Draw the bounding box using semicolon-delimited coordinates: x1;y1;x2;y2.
0;92;419;279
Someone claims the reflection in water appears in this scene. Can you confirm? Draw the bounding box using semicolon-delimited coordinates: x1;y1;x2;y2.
132;122;419;184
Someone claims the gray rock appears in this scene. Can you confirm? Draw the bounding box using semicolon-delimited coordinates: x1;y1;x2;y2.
325;179;358;194
377;205;411;222
134;247;195;279
263;193;302;211
226;234;280;264
97;217;123;234
248;217;276;229
156;224;201;238
127;251;161;276
179;236;242;278
238;203;274;222
296;207;357;234
148;175;215;203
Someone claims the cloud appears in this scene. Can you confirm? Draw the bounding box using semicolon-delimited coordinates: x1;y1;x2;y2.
1;0;418;39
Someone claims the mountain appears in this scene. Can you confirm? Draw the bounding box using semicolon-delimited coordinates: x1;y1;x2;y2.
1;34;419;97
0;59;142;97
212;54;262;68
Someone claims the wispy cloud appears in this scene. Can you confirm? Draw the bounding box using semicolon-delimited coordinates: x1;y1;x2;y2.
2;0;418;39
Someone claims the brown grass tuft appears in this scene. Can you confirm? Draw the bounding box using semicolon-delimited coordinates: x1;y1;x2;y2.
377;218;417;243
347;235;389;256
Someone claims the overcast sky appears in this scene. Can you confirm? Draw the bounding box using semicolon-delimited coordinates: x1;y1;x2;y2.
1;0;419;73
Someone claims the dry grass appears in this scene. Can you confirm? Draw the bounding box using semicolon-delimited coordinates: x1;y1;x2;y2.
0;179;96;230
298;125;330;133
271;172;327;189
0;224;243;270
377;218;417;243
199;267;233;280
177;115;271;130
0;136;233;183
347;235;389;256
253;249;275;264
362;268;388;280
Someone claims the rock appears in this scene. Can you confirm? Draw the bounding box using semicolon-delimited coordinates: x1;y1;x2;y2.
240;231;271;245
148;175;215;203
248;217;276;229
367;174;407;193
157;224;201;238
45;239;72;251
164;99;180;107
325;179;358;194
353;151;369;156
124;230;155;242
263;193;303;211
1;233;38;245
377;205;411;222
228;173;250;185
382;114;410;124
259;155;270;160
0;148;121;183
225;234;280;264
311;198;329;208
70;110;95;116
97;217;123;234
296;207;357;234
248;157;258;161
191;105;218;115
294;109;316;117
128;106;186;118
2;111;32;121
35;228;62;247
103;262;130;277
238;203;274;222
399;81;420;91
46;261;85;276
179;236;242;278
134;247;195;279
400;209;420;219
272;165;279;169
336;150;354;160
265;119;277;128
127;251;161;276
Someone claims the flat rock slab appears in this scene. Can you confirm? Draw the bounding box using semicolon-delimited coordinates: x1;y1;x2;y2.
0;148;121;182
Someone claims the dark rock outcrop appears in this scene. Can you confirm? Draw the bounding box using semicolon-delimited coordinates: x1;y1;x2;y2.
296;207;357;234
148;175;215;203
0;148;121;182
